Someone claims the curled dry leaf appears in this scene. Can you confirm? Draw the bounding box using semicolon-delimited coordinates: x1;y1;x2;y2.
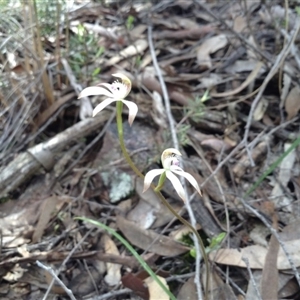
196;34;228;69
102;234;121;286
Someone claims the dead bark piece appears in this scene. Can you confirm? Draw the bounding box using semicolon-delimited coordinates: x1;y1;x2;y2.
0;114;109;197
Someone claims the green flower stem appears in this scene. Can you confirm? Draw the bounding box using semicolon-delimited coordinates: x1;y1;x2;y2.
116;102;144;178
116;102;209;299
76;217;176;300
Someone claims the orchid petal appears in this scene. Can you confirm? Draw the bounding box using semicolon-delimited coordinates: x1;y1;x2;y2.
92;98;116;117
165;171;186;202
143;169;165;193
121;100;138;126
78;86;113;99
171;167;201;195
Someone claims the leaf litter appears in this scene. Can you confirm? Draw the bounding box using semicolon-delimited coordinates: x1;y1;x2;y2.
1;0;300;299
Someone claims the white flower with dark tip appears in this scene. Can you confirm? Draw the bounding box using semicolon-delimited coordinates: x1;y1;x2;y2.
143;148;201;202
78;73;137;125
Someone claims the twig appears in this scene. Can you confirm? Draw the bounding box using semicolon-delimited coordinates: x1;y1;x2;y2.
148;25;203;300
242;258;262;300
87;288;132;300
36;260;77;300
280;28;300;70
216;266;246;296
43;229;93;299
242;20;300;165
240;199;300;286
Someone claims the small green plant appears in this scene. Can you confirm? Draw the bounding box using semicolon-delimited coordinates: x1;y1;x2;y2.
184;90;210;123
126;15;135;30
190;232;226;257
68;25;105;80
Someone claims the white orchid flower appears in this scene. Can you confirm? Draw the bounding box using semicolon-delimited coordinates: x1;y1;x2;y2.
143;148;201;202
78;73;138;125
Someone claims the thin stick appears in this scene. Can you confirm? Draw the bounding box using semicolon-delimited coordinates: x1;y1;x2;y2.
148;25;207;300
43;229;93;299
36;260;77;300
242;258;262;300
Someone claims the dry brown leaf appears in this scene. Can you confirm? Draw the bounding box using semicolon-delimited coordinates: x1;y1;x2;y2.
209;245;267;269
145;275;169;300
196;34;228;69
156;25;214;40
260;204;279;300
233;15;247;33
177;276;197;300
285;86;300;120
102;234;121;286
32;196;60;243
121;273;149;299
205;268;238;300
116;215;190;257
210;237;300;270
280;69;292;108
253;97;268;121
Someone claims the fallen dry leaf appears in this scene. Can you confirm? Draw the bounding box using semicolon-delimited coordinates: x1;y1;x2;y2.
121;273;149;299
253;97;268;121
102;234;122;286
210;236;300;270
32;196;70;243
116;215;190;257
145;275;169;300
196;34;228;69
177;276;197;300
106;39;148;66
285;85;300;120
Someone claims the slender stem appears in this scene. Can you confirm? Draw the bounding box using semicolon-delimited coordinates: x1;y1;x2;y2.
116;102;144;178
116;102;209;298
